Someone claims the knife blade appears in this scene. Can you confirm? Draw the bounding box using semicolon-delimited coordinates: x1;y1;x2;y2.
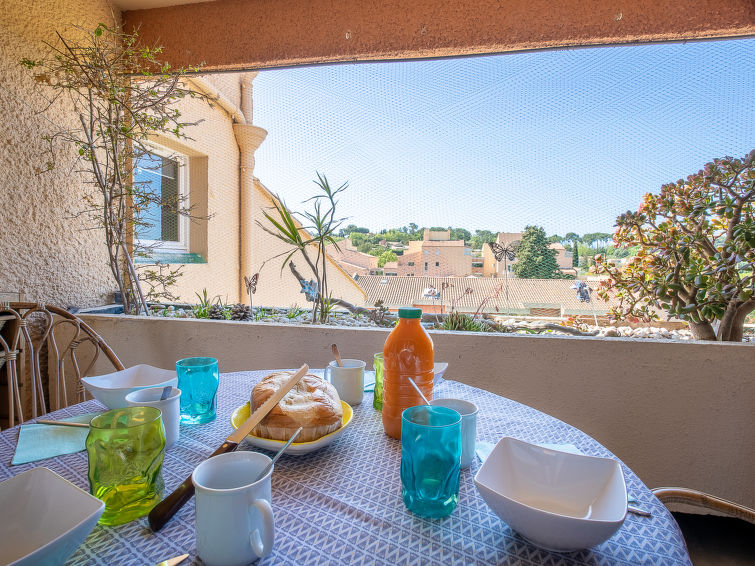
148;364;309;532
155;553;188;566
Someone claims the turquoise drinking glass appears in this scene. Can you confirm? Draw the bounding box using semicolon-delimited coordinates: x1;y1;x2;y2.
176;357;219;424
86;406;165;525
400;405;462;518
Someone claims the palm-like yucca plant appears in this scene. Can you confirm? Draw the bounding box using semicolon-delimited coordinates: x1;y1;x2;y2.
258;173;347;323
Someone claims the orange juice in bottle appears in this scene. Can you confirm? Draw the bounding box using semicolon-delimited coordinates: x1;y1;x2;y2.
382;307;434;439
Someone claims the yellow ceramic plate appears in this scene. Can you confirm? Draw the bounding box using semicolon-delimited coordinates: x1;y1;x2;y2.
230;400;353;455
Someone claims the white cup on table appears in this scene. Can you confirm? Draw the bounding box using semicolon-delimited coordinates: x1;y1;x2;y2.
124;386;181;449
192;451;275;566
430;398;478;468
325;359;365;406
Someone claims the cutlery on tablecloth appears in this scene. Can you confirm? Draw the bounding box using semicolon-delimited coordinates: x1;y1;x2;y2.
155;554;188;566
331;344;344;367
36;419;90;428
254;427;302;482
627;504;651;517
408;377;431;405
148;364;309;532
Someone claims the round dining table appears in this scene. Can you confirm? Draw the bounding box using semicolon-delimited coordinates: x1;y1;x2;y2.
0;369;691;565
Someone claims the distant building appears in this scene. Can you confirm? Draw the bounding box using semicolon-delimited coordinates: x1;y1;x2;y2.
482;232;573;277
392;229;473;277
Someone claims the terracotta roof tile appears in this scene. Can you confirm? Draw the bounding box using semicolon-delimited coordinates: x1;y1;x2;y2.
357;275;623;315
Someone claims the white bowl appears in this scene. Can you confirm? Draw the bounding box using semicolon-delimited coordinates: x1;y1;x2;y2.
82;364;177;409
474;437;627;552
0;467;104;566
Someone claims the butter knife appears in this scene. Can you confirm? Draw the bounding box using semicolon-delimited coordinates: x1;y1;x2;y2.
155;553;188;566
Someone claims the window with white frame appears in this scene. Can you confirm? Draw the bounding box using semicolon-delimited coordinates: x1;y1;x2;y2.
134;145;190;252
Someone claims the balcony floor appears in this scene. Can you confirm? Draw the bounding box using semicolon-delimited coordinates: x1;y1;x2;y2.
674;512;755;565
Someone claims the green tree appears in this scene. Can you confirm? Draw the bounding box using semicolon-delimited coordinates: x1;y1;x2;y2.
564;232;581;267
513;226;561;279
595;151;755;341
470;229;496;249
351;232;368;247
377;250;398;268
450;228;472;242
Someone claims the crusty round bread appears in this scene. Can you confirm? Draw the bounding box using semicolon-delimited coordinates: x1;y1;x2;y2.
251;371;343;442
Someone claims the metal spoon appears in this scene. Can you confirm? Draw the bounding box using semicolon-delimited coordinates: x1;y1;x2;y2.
254;427;302;482
408;377;431;405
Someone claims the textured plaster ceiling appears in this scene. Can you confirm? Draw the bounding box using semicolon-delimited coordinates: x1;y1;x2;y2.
113;0;214;11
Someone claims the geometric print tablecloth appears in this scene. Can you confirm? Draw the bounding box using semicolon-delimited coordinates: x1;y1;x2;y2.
0;370;692;565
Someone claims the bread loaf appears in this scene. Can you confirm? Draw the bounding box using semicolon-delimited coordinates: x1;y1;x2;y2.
251;371;343;442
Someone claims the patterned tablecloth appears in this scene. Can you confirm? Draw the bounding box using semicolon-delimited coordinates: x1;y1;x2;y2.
0;370;691;565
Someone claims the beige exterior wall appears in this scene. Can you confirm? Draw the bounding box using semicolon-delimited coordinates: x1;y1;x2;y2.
393;235;472;277
0;0;120;307
141;79;242;303
83;314;755;509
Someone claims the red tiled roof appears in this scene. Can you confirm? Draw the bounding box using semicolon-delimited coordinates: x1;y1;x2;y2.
357;275;623;315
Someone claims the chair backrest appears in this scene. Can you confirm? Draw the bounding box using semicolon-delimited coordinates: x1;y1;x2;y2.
0;302;124;427
653;487;755;524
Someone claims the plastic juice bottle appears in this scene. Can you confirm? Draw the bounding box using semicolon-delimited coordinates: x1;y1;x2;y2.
382;307;434;439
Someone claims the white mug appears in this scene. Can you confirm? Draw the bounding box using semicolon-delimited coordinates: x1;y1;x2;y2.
430;398;478;468
125;386;181;449
192;451;275;566
325;359;365;406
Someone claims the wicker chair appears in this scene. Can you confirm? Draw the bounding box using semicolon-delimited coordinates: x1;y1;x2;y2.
0;302;123;428
652;487;755;524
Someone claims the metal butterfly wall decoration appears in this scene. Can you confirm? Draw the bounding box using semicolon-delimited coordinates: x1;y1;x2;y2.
244;273;259;309
488;240;519;315
488;241;518;262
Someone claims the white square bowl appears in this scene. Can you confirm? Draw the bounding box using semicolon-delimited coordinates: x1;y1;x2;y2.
82;364;178;409
0;467;104;566
474;437;627;552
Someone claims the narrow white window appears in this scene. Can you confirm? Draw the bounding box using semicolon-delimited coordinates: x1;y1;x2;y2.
134;145;190;252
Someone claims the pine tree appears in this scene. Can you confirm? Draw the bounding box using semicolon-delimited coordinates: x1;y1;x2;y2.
513;226;561;279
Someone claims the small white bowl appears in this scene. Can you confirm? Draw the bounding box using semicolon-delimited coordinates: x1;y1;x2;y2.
0;467;104;566
474;437;627;552
82;364;177;409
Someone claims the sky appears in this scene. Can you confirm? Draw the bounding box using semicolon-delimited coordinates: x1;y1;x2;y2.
252;38;754;237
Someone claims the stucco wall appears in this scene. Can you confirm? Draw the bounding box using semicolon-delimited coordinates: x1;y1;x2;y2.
82;314;755;508
0;0;120;307
145;80;243;303
123;0;755;71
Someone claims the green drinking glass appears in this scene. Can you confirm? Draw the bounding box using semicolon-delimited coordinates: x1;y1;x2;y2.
86;406;165;526
373;352;384;410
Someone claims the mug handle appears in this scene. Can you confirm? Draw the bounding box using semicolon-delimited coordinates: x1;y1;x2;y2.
249;498;274;558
